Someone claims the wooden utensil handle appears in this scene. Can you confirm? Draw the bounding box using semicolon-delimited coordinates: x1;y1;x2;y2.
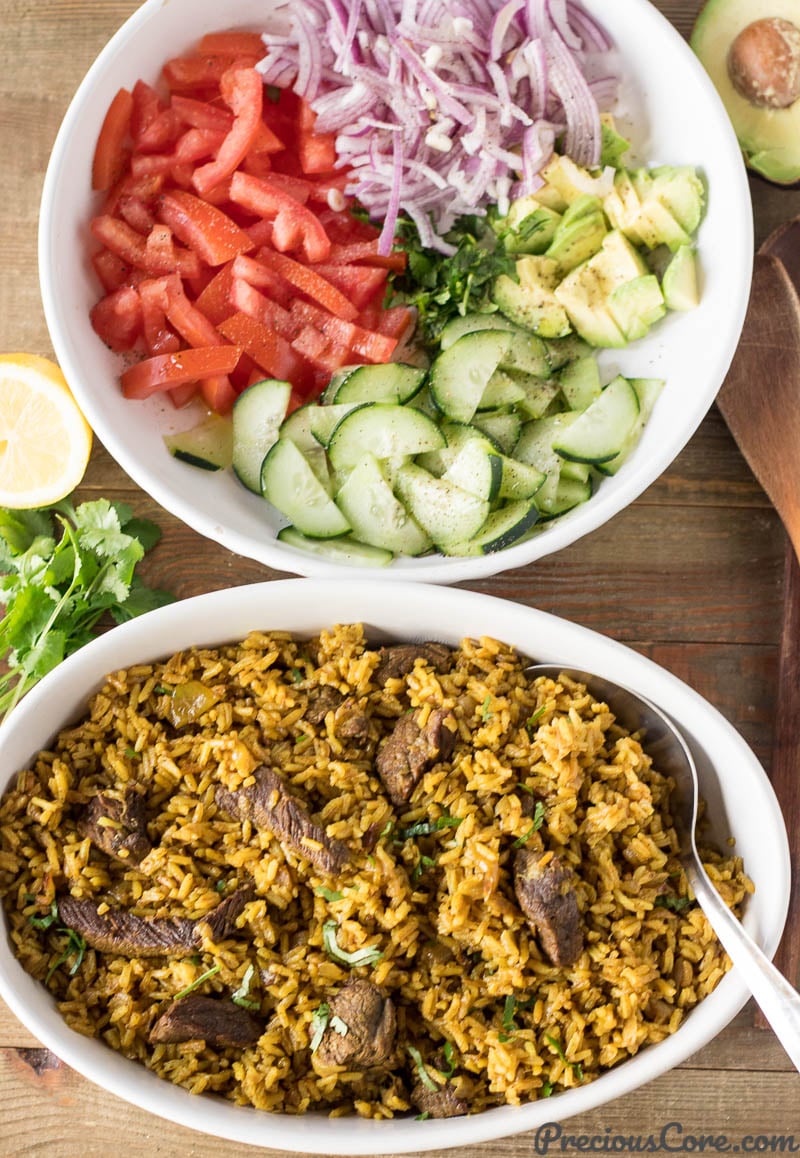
755;538;800;1027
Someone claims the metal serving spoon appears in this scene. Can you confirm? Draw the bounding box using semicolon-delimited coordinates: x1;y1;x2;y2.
526;664;800;1071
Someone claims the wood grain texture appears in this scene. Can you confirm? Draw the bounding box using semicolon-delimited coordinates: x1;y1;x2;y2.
1;0;800;1150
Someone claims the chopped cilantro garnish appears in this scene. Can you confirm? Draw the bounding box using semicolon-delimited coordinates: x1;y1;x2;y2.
29;900;58;930
654;894;693;913
438;1040;455;1078
408;1044;438;1092
398;811;462;841
480;695;493;722
124;747;141;760
309;1003;330;1053
316;886;344;902
415;1111;431;1121
379;819;394;838
512;801;546;848
231;963;260;1011
173;963;221;1000
322;920;383;968
526;704;548;731
154;683;173;696
290;667;304;684
412;854;437;882
330;1014;349;1037
502;995;518;1033
541;1081;554;1098
544;1033;583;1081
45;927;87;985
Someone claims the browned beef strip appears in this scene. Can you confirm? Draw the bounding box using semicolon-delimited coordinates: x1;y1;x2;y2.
411;1082;469;1118
57;896;197;958
77;788;151;865
305;685;345;725
148;994;262;1048
314;980;396;1068
334;701;371;741
57;887;253;959
372;642;453;684
215;765;350;874
513;849;583;967
375;708;457;806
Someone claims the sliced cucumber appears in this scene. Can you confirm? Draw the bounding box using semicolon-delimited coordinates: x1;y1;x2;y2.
261;438;351;539
335;453;432;556
320;365;360;403
558;355;602;411
428;330;512;423
441;439;503;502
395;463;490;546
331;362;427;405
277;527;393;567
279;403;335;492
327;403;446;471
164;412;233;471
478;370;527;411
498;455;546;500
514;412;580;473
594;377;664;476
499;330;552;378
308;402;364;448
537;475;593;517
232;378;291;493
438;312;518;349
551;376;640;464
513;375;561;420
441;498;540;555
543;333;591;370
471;410;522;455
416;421;501;476
560;458;591;483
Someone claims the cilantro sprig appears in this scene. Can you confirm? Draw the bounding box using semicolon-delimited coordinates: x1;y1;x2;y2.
0;499;174;719
389;213;517;346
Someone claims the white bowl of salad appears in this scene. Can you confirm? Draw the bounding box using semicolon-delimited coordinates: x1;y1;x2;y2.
39;0;752;581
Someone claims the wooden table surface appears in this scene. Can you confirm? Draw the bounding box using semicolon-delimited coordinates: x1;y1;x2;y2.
1;1;799;1153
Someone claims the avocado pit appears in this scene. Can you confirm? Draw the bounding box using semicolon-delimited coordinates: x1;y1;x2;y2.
727;17;800;109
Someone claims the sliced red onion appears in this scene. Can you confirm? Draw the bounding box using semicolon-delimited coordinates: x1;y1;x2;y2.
546;0;582;51
489;0;525;61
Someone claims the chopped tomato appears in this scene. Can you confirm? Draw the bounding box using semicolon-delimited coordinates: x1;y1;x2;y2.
91;248;134;293
92;87;134;191
174;127;228;165
289;298;397;363
138;277;181;355
192;68;264;197
118;195;156;234
169;382;199;408
231;253;293;306
194;261;237;325
170;95;234;133
91;214;201;278
200;374;238;413
164;278;226;347
121;344;242;399
296;99;337;174
308;263;387;309
229;171;331;263
158;190;253;266
328;240;407;272
218;311;304;380
130;81;165;145
230;276;294;338
162;53;261;95
316;207;381;244
196;30;266;58
373;304;416;341
255;248;358;320
136;106;183;153
90;286;143;351
291;323;349;374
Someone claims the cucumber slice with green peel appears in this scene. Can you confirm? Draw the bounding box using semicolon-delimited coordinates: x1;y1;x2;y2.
308;403;365;448
499;330;552;377
560;458;591;483
440;498;540;555
260;438;351;539
439;312;518;349
428;330;512;423
558;355;602;411
279;403;335;492
594;377;665;476
231;378;291;493
395;463;490;546
537;475;593;517
320;365;361;403
551;376;640;464
416;421;501;476
331;362;427;405
165;412;233;471
327;403;446;471
408;385;439;418
514;376;561;420
478;370;527;411
471;410;522;454
277;527;394;567
336;453;432;555
515;412;580;474
498;455;547;500
543;333;591;370
441;439;503;502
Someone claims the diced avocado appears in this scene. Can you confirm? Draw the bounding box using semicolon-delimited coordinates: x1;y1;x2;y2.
691;1;800;186
591;230;650;288
662;245;700;310
608;275;666;340
493;256;572;338
650;166;706;234
545;197;608;273
500;197;563;254
554;283;628;348
599;114;631;167
540;155;615;204
554;230;651;347
603;170;644;245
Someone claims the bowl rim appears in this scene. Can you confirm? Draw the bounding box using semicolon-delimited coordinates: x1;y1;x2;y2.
0;578;789;1152
37;0;754;584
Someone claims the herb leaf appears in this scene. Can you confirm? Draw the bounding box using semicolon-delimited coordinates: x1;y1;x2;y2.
0;499;173;720
544;1033;584;1081
512;801;546;848
310;1002;330;1053
408;1044;438;1092
654;894;693;913
438;1040;455;1078
397;811;462;841
173;962;221;1001
322;920;383;968
316;886;344;903
231;963;260;1010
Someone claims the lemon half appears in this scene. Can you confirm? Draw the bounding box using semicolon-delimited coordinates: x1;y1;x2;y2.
0;353;93;509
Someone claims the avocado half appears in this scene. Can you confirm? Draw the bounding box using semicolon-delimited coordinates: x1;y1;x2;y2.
691;0;800;185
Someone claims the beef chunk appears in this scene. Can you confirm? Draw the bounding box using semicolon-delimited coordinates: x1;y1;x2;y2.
149;994;261;1048
376;708;457;806
513;849;583;967
305;685;345;726
78;788;151;865
216;765;350;874
314;980;396;1068
57;896;197;958
411;1081;469;1118
57;888;253;959
197;887;253;942
372;642;452;684
334;701;370;741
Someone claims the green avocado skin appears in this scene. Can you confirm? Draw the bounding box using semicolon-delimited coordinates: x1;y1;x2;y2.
690;0;800;187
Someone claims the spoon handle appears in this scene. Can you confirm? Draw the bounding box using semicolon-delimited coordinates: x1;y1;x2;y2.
687;863;800;1071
